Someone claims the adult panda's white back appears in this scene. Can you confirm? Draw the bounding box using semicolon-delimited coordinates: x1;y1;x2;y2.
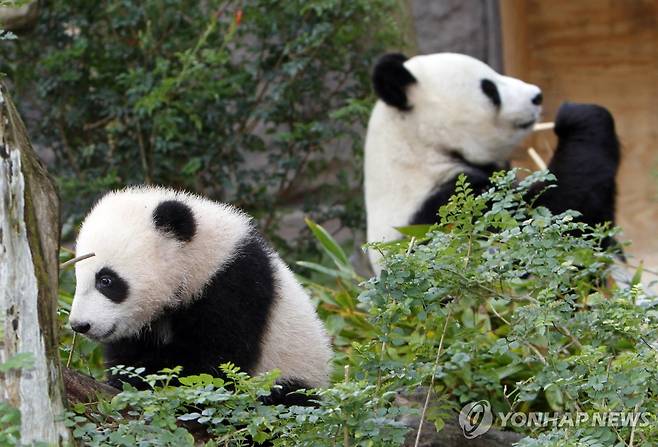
70;186;332;402
365;100;465;268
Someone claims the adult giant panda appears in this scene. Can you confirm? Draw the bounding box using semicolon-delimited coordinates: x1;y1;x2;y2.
365;52;619;273
69;186;332;405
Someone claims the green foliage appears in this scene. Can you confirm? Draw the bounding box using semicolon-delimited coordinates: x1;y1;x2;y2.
0;353;34;446
301;170;657;444
298;218;374;371
0;29;17;41
56;170;657;445
353;170;657;444
58;250;105;378
66;364;409;446
2;0;399;255
0;400;21;446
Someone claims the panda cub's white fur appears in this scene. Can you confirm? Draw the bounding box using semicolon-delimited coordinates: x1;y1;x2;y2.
365;53;542;273
73;188;248;341
70;186;332;401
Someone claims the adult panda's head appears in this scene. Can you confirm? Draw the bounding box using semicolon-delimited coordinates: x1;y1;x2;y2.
372;52;543;164
68;187;246;342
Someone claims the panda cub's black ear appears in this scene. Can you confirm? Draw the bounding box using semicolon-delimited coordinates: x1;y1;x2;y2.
372;53;417;111
153;200;196;242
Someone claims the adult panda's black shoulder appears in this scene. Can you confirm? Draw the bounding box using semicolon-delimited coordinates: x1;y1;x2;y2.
69;187;332;405
364;52;619;273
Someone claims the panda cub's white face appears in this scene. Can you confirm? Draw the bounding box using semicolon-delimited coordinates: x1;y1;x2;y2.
69;187;247;343
376;52;543;165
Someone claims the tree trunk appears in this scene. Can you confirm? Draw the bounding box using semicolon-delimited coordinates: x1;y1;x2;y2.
0;82;71;443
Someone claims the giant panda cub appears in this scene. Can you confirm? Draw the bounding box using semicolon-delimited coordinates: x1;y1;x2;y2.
365;52;619;273
69;187;332;405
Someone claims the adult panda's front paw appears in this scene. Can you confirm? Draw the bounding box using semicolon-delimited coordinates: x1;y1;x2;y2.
552;102;620;174
554;102;619;157
105;376;124;391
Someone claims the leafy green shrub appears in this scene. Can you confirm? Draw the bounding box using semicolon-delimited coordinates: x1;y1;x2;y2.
0;401;21;447
307;170;657;444
2;0;399;255
57;169;657;445
67;364;409;446
299;218;374;373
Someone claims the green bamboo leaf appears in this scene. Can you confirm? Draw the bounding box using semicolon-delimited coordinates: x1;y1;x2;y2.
394;224;432;238
304;218;349;268
631;262;644;287
296;261;350;280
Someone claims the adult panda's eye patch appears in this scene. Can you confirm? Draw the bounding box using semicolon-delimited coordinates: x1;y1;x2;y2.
95;267;129;303
481;79;501;108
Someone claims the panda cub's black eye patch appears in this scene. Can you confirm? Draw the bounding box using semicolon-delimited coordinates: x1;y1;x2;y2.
95;267;129;303
481;79;501;107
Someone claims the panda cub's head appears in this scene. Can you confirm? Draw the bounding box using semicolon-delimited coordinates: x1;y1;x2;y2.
68;187;246;342
372;52;543;164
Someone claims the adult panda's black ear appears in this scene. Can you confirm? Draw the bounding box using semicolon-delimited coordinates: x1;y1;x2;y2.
372;53;417;111
153;200;197;242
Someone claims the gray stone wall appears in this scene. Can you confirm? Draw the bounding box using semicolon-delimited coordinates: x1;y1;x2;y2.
410;0;502;70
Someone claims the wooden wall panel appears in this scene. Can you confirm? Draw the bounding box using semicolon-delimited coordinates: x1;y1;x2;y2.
500;0;658;273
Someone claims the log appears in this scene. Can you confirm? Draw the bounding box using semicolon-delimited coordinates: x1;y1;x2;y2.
404;417;524;447
400;391;524;447
62;367;118;405
62;367;211;441
0;82;71;443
